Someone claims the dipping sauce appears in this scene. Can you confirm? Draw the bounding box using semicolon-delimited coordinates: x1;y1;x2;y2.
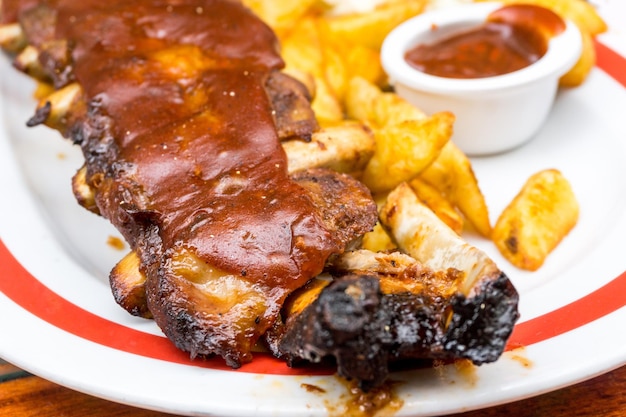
405;5;566;79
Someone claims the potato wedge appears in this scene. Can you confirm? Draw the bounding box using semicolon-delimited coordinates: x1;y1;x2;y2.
344;76;384;123
310;78;345;124
344;77;452;193
380;182;502;296
361;222;397;252
321;44;349;103
280;17;324;76
362;112;454;193
492;169;579;271
343;44;386;88
280;17;346;124
419;141;492;237
409;177;464;235
345;76;427;127
559;26;595;87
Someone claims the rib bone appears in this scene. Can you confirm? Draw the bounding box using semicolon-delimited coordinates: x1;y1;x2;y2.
0;23;26;53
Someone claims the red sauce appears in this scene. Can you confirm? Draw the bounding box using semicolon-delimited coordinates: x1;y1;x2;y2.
405;5;566;79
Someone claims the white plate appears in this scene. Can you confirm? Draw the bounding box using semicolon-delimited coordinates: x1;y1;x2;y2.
1;2;625;416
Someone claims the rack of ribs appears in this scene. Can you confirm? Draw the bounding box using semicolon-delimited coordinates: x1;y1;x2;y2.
0;0;519;390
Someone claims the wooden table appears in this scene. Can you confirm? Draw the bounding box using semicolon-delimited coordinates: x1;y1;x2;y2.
1;360;624;417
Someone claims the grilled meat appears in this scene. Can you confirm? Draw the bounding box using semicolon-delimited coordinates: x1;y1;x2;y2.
15;3;73;88
290;168;378;249
278;268;518;391
145;168;376;365
2;0;377;367
12;4;319;141
1;0;519;390
266;71;319;142
278;248;518;391
276;183;520;390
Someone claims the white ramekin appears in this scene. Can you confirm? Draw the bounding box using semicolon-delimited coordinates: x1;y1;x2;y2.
381;2;583;156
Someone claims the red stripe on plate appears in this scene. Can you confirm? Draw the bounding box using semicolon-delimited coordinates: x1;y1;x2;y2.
506;270;626;349
595;39;626;88
0;239;325;374
1;238;626;372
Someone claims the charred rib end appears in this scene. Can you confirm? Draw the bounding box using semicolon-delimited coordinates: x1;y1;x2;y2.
26;101;51;127
443;272;520;365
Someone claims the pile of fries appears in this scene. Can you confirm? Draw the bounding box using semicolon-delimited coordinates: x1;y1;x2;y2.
243;0;606;271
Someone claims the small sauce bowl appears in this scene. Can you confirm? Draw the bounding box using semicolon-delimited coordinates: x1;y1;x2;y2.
381;2;582;155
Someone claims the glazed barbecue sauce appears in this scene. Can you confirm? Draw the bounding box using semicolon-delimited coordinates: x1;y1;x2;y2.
8;0;346;363
405;5;566;79
0;0;40;23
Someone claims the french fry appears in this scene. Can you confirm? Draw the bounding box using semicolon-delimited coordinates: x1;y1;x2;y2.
280;17;345;124
419;141;492;238
492;169;579;271
409;177;464;235
241;0;322;35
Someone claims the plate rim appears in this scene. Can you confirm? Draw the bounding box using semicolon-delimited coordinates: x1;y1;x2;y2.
1;14;626;417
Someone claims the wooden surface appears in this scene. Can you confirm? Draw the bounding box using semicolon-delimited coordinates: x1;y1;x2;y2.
0;362;624;417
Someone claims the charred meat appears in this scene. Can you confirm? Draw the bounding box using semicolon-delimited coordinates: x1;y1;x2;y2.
277;249;518;391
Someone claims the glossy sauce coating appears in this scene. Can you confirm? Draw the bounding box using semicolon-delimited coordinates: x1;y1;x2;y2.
405;5;566;79
1;0;39;23
72;0;341;286
5;0;343;309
